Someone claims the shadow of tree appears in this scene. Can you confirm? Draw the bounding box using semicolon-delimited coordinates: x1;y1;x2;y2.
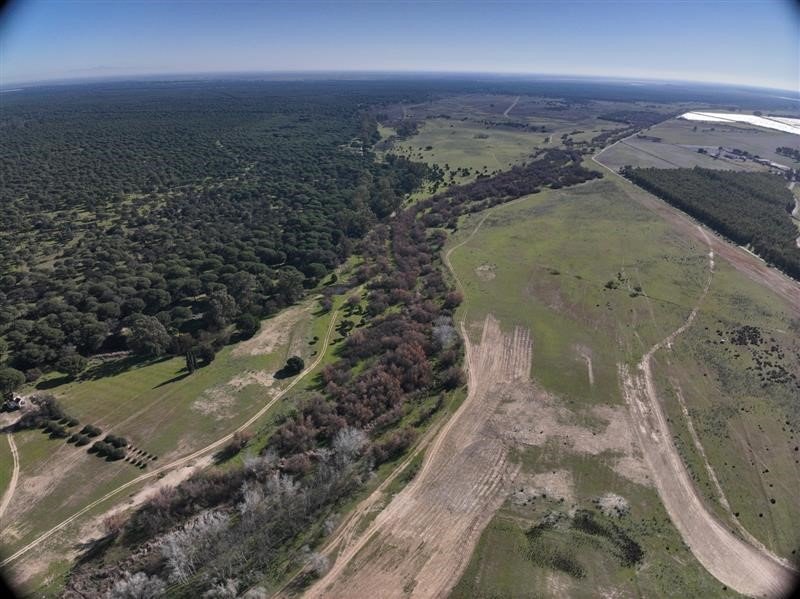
35;375;72;390
153;371;190;389
74;532;117;565
78;355;160;382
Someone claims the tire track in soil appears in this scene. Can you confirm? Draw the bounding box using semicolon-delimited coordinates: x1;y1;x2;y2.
303;316;531;599
0;434;20;521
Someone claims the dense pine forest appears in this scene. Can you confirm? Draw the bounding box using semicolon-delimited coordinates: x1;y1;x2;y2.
621;167;800;279
0;82;431;379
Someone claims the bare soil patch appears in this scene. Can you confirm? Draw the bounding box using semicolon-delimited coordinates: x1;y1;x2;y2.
304;315;530;599
0;434;20;522
191;369;276;419
596;492;630;517
575;344;595;386
474;263;496;281
511;470;576;507
232;304;309;357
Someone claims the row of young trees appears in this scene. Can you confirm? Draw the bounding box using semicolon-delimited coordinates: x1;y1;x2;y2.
622;166;800;279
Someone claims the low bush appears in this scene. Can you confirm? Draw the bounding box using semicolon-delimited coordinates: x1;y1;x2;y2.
81;424;102;437
45;421;68;438
105;435;129;448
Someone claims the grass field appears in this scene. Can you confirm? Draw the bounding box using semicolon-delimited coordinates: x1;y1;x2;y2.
385;93;638;194
0;288;346;592
452;449;737;599
598;136;767;171
0;436;13;506
393;118;547;180
651;258;800;559
448;178;709;401
445;172;800;595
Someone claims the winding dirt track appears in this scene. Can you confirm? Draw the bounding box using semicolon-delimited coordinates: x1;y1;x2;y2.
304;315;531;599
0;434;20;521
618;227;796;597
596;141;800;595
0;310;339;569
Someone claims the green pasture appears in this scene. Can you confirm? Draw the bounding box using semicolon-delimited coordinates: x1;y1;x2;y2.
393;118;547;181
447;177;709;406
652;256;800;559
2;295;341;593
452;446;740;599
446;171;799;595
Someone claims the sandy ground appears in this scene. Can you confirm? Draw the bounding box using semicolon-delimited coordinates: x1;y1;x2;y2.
575;344;595;387
511;470;576;506
474;263;496;281
233;304;309;357
304;315;530;599
617;230;796;598
192;369;276;419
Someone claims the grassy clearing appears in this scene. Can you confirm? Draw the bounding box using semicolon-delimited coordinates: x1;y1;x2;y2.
2;296;342;592
452;446;740;599
652;256;800;559
447;177;708;405
446;169;798;594
393;118;547;181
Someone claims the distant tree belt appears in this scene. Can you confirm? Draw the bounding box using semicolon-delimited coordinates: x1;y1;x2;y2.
0;82;433;372
776;146;800;162
622;166;800;279
418;149;602;229
597;110;671;128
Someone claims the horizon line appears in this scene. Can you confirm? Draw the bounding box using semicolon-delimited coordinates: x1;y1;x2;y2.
2;69;798;96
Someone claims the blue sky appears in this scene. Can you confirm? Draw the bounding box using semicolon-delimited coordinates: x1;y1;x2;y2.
1;0;797;90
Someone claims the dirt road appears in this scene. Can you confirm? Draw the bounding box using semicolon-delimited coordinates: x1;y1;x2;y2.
304;315;530;599
503;96;520;117
618;229;796;598
0;310;339;569
0;434;20;521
